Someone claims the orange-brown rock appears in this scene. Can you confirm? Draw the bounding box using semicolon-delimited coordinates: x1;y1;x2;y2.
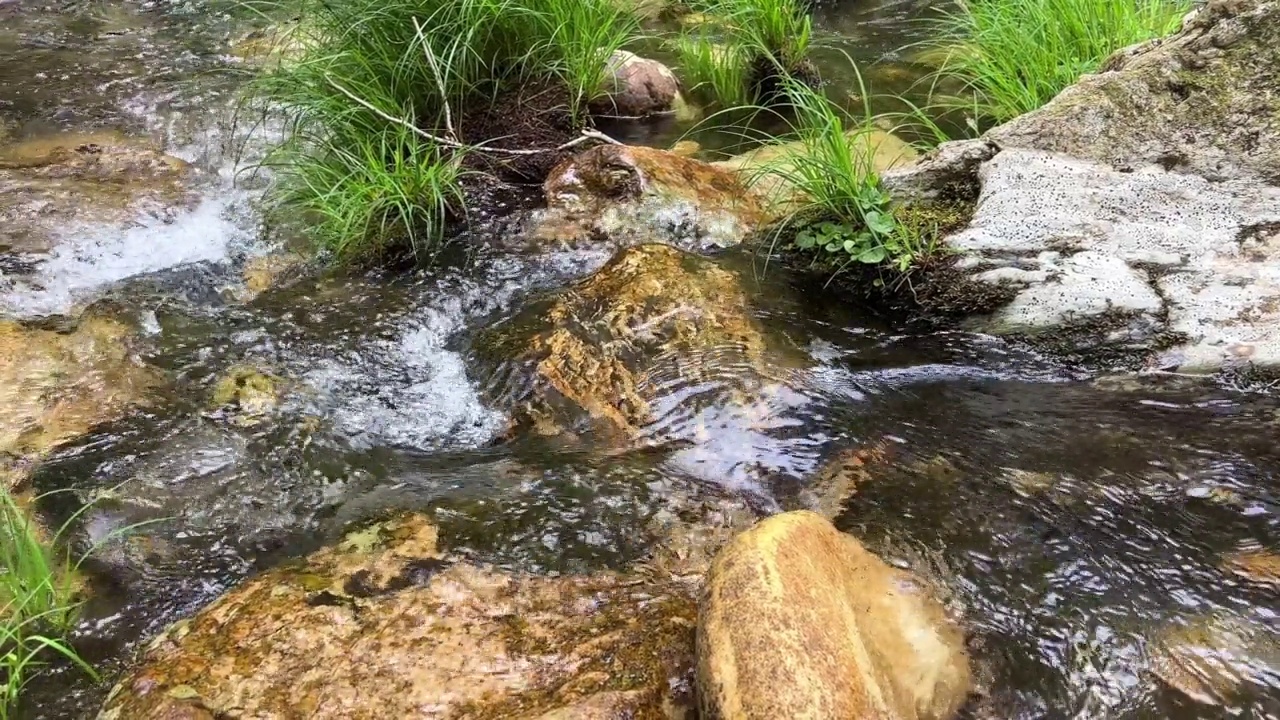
98;514;699;720
697;510;971;720
478;244;772;441
533;144;768;250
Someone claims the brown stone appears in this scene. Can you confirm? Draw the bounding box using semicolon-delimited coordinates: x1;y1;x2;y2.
476;244;772;441
593;51;680;117
0;315;161;489
697;510;971;720
534;144;768;250
98;514;699;720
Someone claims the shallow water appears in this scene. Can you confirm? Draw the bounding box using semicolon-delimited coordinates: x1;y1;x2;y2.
1;1;1278;719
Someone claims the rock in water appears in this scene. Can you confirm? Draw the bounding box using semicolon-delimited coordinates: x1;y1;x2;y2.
593;50;680;117
0;314;161;489
888;0;1280;371
474;243;794;445
697;510;971;719
97;513;700;720
532;144;767;251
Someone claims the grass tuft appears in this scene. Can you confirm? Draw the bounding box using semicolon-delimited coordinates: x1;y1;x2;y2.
673;0;814;106
922;0;1190;124
672;34;752;107
247;0;642;261
757;72;935;278
0;490;102;720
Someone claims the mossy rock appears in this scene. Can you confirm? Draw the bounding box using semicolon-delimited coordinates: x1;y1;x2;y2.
208;364;285;424
97;513;699;720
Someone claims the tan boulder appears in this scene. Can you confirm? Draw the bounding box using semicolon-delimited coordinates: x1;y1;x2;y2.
0;315;161;489
533;144;768;250
98;513;699;720
697;510;971;720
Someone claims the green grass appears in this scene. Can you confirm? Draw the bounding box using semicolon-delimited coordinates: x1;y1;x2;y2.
0;490;99;720
674;0;814;105
248;0;642;261
672;34;752;107
924;0;1189;124
756;74;936;277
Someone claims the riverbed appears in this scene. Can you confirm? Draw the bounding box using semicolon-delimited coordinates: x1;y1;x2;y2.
2;0;1278;718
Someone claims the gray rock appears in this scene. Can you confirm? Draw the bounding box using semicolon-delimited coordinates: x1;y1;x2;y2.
909;0;1280;371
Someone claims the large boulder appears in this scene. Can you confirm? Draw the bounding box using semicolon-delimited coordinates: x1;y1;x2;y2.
592;50;681;117
891;0;1280;371
697;510;971;719
98;513;700;720
476;243;779;442
531;144;768;251
0;314;161;489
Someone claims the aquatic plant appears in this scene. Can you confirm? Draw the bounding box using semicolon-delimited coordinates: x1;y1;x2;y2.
672;34;752;107
249;0;642;261
0;490;98;719
677;0;814;103
759;76;934;276
923;0;1189;124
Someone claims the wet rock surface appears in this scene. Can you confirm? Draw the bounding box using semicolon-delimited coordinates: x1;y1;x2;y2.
697;510;971;719
476;243;779;442
0;313;161;489
0;131;193;258
533;144;768;251
98;513;700;720
903;0;1280;371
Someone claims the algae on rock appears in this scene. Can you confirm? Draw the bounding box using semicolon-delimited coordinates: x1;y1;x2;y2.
97;513;700;720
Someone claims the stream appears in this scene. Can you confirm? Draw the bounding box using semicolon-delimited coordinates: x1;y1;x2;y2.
2;0;1278;718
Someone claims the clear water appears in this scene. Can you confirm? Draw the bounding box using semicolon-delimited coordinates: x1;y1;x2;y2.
0;1;1277;719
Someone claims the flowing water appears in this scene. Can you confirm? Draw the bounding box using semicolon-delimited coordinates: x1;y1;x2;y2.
1;1;1278;718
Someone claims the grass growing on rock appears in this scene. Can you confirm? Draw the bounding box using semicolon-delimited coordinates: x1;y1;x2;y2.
758;75;938;279
250;0;642;262
923;0;1190;124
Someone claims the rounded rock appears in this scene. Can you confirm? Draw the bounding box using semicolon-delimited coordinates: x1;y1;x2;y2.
697;510;972;719
593;50;680;117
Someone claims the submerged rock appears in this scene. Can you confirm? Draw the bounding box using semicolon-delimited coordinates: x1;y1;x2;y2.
0;314;161;489
1221;547;1280;587
98;513;699;720
893;0;1280;371
697;510;972;719
1147;612;1280;707
475;243;777;442
592;50;680;117
208;364;286;426
0;130;194;259
532;144;768;251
